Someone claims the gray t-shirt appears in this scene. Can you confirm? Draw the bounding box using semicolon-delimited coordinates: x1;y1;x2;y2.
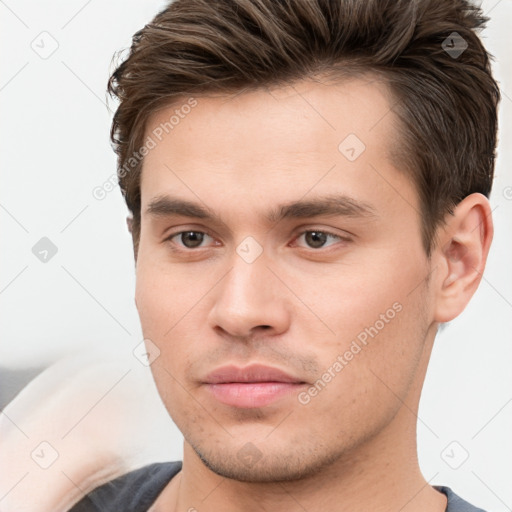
68;461;487;511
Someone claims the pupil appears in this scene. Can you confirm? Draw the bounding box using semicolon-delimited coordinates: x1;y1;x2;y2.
182;231;204;248
306;231;326;248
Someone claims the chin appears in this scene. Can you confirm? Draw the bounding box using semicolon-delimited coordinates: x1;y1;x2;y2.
189;436;347;483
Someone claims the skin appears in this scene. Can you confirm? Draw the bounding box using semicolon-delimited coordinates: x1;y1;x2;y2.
133;76;493;512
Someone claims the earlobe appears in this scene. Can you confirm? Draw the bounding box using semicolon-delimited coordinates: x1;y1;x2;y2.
433;193;493;323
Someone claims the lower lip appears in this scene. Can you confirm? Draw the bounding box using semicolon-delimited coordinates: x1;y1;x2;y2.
205;382;305;408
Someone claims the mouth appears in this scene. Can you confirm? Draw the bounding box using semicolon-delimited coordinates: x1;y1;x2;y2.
203;364;307;408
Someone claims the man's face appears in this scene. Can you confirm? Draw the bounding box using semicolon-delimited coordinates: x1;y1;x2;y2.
135;77;435;481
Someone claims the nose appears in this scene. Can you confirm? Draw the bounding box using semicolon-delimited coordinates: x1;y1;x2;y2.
207;248;291;340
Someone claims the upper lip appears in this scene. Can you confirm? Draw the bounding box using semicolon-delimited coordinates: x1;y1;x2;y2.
204;364;305;384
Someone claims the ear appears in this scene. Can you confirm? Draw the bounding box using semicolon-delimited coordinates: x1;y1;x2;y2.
126;214;139;264
126;215;133;234
432;193;493;323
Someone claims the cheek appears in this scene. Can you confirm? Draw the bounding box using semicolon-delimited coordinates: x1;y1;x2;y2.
295;247;424;345
135;250;188;337
293;299;428;451
135;266;164;338
297;250;430;409
135;258;200;423
135;253;211;384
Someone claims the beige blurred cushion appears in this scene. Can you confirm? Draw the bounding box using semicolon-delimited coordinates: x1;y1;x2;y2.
0;349;180;512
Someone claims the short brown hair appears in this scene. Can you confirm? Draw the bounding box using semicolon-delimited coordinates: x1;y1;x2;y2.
108;0;500;257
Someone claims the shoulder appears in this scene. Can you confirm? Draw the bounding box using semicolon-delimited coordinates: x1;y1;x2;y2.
435;486;488;512
67;461;182;512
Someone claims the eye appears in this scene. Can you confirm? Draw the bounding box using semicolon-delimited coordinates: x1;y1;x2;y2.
165;228;349;252
168;230;214;249
294;230;348;249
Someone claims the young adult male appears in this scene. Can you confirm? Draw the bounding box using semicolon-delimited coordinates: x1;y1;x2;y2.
68;0;500;510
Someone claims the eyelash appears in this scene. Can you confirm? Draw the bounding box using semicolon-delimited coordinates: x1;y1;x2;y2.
164;228;351;252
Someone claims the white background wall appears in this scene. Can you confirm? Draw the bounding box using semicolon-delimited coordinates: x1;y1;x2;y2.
1;1;510;511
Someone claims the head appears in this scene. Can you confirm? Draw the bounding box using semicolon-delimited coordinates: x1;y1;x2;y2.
108;0;498;481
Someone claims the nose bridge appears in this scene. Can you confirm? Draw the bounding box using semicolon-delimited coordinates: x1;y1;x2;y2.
221;250;274;314
209;245;289;336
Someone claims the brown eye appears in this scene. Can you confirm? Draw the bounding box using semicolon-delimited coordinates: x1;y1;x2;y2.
304;231;329;248
181;231;204;248
174;231;208;248
296;230;344;249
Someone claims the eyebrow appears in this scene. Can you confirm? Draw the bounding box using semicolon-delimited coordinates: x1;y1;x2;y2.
145;194;377;226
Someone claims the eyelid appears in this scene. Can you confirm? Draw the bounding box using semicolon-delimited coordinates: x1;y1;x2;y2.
164;226;352;252
290;228;352;249
165;229;217;248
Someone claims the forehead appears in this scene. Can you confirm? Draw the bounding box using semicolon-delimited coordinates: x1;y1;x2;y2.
139;77;415;223
144;76;397;162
